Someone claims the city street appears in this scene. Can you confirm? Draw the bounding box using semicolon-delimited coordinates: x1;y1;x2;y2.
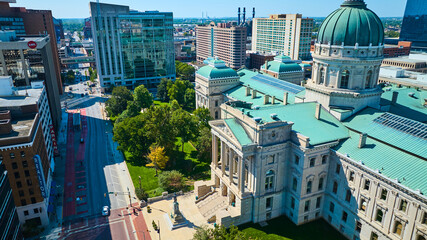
56;79;149;239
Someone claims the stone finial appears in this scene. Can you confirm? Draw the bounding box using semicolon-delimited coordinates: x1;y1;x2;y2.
283;92;288;105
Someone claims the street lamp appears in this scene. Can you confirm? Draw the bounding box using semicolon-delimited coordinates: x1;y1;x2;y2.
139;176;141;190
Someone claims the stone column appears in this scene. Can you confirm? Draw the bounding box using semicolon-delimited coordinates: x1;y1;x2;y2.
239;156;245;193
19;49;30;86
212;134;218;167
221;141;225;176
229;150;234;184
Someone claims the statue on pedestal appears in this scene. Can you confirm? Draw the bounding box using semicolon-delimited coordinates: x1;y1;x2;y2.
171;194;184;223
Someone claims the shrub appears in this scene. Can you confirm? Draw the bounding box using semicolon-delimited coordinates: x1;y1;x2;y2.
158;170;185;193
135;188;148;201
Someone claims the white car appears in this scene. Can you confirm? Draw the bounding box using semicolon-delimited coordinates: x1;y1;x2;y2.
102;206;110;216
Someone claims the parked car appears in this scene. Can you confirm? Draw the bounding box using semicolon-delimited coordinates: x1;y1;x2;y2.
102;206;110;216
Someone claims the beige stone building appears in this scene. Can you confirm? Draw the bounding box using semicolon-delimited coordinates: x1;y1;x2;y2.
193;1;427;240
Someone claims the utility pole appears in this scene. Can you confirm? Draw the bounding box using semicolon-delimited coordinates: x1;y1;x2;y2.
128;187;132;208
139;176;141;189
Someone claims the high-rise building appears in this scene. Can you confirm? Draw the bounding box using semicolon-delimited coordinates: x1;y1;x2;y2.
0;77;56;226
0;0;64;94
83;17;92;39
0;160;23;240
196;22;247;69
252;14;313;60
400;0;427;48
0;32;62;130
89;2;175;90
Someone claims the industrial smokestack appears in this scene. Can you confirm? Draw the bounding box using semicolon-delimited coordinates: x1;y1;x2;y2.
243;7;246;23
253;7;255;19
238;8;241;25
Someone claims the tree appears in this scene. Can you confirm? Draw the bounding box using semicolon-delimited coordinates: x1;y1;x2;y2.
134;84;153;109
193;108;213;130
192;225;252;240
184;88;195;111
113;114;153;163
115;101;140;124
195;127;212;161
158;170;185;193
147;146;169;176
157;78;171;102
168;79;194;107
145;105;177;152
135;188;148;201
105;86;133;116
172;109;198;152
65;70;75;83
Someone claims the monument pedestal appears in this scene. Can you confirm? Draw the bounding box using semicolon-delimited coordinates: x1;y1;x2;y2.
164;194;188;230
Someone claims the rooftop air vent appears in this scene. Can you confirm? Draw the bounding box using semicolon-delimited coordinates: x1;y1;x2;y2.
408;92;415;98
270;113;278;120
253;117;262;123
252;105;260;110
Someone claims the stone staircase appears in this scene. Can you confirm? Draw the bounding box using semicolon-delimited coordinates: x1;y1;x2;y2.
196;192;228;220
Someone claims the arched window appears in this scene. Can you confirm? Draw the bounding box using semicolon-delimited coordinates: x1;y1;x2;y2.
376;209;383;222
265;170;274;190
393;221;403;236
340;70;350;89
365;70;373;89
306;180;312;194
215;111;219;119
319;67;325;84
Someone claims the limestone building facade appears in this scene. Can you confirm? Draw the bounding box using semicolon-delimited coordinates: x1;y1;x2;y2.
194;1;427;240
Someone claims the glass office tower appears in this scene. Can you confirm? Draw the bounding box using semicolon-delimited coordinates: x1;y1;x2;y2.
90;2;175;90
400;0;427;47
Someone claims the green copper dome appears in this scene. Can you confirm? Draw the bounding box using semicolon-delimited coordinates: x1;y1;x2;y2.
317;0;384;47
197;59;238;80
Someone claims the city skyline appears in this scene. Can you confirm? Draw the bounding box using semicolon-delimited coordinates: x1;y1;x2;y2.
15;0;406;19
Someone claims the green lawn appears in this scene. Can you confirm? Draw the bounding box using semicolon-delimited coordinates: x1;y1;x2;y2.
239;216;347;240
124;151;163;197
174;138;210;180
153;100;169;107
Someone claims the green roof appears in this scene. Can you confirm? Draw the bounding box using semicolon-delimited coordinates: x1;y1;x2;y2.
232;102;349;145
224;85;285;107
334;131;427;195
380;86;427;123
317;0;384;46
224;118;253;146
343;108;427;159
197;59;239;80
236;69;300;104
262;61;303;73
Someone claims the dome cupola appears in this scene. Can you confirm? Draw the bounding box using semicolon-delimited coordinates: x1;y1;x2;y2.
317;0;384;47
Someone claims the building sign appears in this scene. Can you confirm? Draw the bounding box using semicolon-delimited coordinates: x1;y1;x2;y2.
49;125;59;156
33;155;47;198
28;41;37;49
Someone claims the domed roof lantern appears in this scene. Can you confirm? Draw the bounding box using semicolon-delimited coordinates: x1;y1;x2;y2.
341;0;366;8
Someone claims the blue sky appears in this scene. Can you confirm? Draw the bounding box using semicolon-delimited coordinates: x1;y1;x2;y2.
15;0;406;19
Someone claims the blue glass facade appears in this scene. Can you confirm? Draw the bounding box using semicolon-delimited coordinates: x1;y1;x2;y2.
400;0;427;47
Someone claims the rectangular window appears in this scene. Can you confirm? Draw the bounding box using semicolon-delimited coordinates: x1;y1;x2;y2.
16;181;22;188
345;190;351;202
21;199;26;206
266;197;272;210
322;155;327;164
18;190;24;197
380;189;387;200
34;208;39;214
307;181;312;194
27;179;32;186
292;178;298;191
360;199;367;212
295;155;300;165
22;161;28;168
399;200;407;212
24;210;29;216
304;200;310;212
370;232;378;240
25;170;30;177
316;197;321;208
333;181;338;194
310;158;315;167
14;172;20;179
349;171;355;182
342;211;348;222
318;177;324;190
355;221;362;232
12;162;18;169
31;197;36;204
336;164;341;174
29;188;34;195
364;180;370;191
422;212;427;224
291;197;295;210
329;202;335;213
